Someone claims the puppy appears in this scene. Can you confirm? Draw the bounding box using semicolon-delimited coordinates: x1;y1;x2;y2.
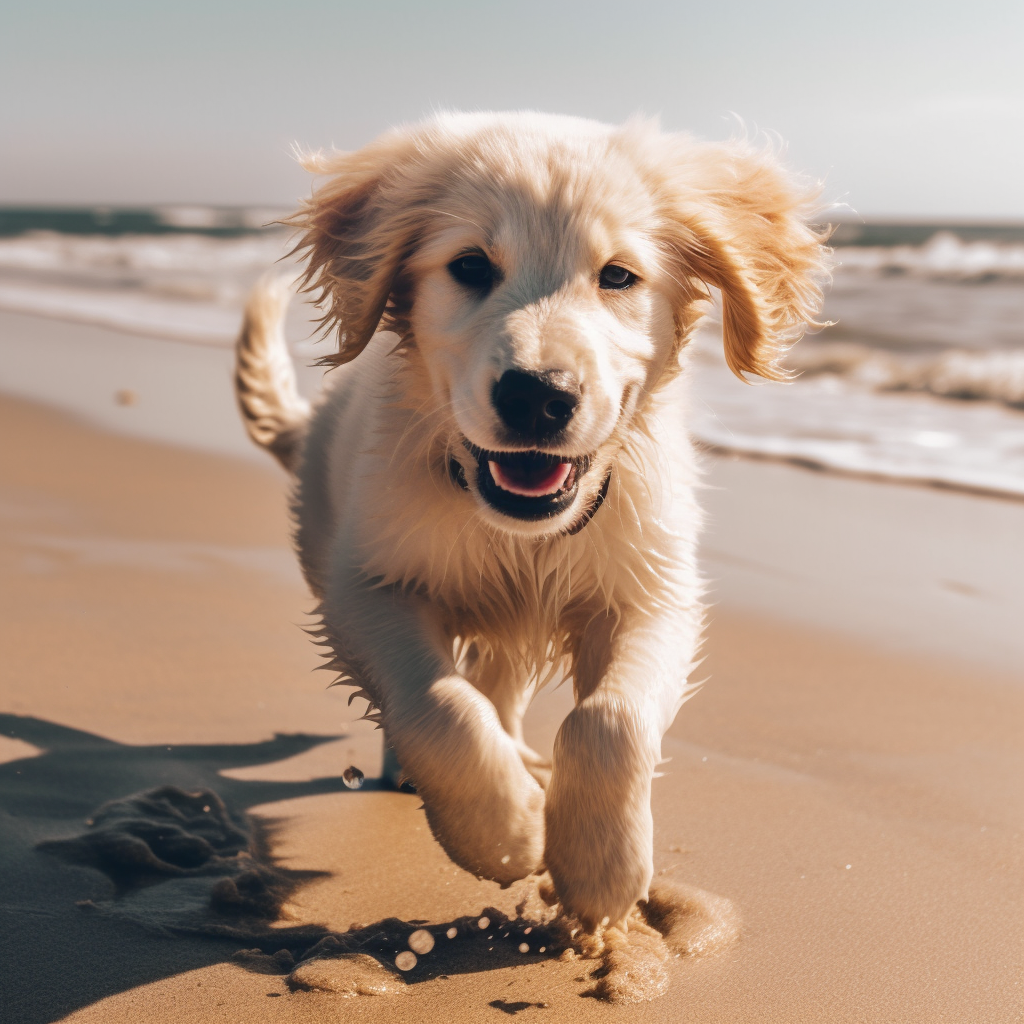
235;112;827;930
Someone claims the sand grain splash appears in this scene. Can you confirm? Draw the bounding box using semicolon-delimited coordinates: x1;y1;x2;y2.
564;883;741;1004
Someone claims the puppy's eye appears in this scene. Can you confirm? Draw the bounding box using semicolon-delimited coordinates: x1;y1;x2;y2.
599;264;637;290
448;253;494;291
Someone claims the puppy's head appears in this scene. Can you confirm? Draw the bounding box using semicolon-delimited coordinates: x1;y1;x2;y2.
295;113;828;537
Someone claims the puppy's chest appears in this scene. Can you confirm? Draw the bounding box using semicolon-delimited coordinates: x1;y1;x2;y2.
373;527;602;622
365;512;662;644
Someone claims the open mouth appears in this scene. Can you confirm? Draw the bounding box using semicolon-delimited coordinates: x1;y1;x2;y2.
462;441;590;520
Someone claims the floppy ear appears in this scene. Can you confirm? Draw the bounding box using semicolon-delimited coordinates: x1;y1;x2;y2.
654;137;831;381
290;131;430;367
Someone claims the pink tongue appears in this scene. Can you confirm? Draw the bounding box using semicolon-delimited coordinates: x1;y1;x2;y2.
490;460;572;497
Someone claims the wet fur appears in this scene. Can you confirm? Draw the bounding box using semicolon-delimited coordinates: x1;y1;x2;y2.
235;112;828;929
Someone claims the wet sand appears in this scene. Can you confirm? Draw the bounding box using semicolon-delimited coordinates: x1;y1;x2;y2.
1;391;1022;1023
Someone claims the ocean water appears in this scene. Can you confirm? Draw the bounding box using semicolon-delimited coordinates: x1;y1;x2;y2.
1;207;1022;498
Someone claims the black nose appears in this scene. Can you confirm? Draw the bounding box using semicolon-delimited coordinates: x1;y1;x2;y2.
492;369;581;441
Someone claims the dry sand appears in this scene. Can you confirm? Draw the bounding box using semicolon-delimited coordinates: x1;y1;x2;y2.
1;392;1022;1023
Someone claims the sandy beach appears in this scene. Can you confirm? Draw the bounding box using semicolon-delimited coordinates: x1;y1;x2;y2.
1;313;1022;1021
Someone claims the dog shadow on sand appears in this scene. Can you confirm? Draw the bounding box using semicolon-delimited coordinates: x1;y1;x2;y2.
0;714;559;1022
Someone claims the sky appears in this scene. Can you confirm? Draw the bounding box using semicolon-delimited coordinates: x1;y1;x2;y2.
2;0;1023;218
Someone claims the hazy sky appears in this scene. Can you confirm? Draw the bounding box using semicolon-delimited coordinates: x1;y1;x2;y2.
3;0;1022;217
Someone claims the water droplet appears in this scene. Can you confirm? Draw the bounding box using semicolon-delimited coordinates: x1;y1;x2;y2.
395;951;416;971
408;929;434;954
477;917;490;930
500;854;510;864
845;864;852;870
446;927;457;939
524;926;532;934
702;756;708;762
202;805;210;813
519;943;529;953
342;766;364;789
539;946;546;953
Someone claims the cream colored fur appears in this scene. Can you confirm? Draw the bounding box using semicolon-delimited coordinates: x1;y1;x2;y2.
235;112;829;930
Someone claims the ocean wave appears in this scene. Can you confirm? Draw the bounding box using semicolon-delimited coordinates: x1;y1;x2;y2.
0;231;298;343
690;345;1024;499
0;230;290;275
835;231;1024;281
788;342;1024;408
0;281;242;345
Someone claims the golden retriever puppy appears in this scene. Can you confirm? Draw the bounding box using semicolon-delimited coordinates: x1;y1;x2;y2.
235;112;828;930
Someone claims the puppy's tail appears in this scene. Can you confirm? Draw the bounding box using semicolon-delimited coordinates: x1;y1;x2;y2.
235;273;311;474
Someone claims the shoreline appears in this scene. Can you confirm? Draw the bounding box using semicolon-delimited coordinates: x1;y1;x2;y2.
701;442;1024;506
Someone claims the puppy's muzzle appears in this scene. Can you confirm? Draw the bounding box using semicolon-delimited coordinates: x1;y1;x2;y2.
491;369;580;443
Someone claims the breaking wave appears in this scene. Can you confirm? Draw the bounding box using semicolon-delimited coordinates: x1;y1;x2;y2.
788;343;1024;408
834;231;1024;282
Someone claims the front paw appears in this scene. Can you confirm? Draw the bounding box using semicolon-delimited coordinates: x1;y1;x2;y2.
544;697;658;929
387;679;546;884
